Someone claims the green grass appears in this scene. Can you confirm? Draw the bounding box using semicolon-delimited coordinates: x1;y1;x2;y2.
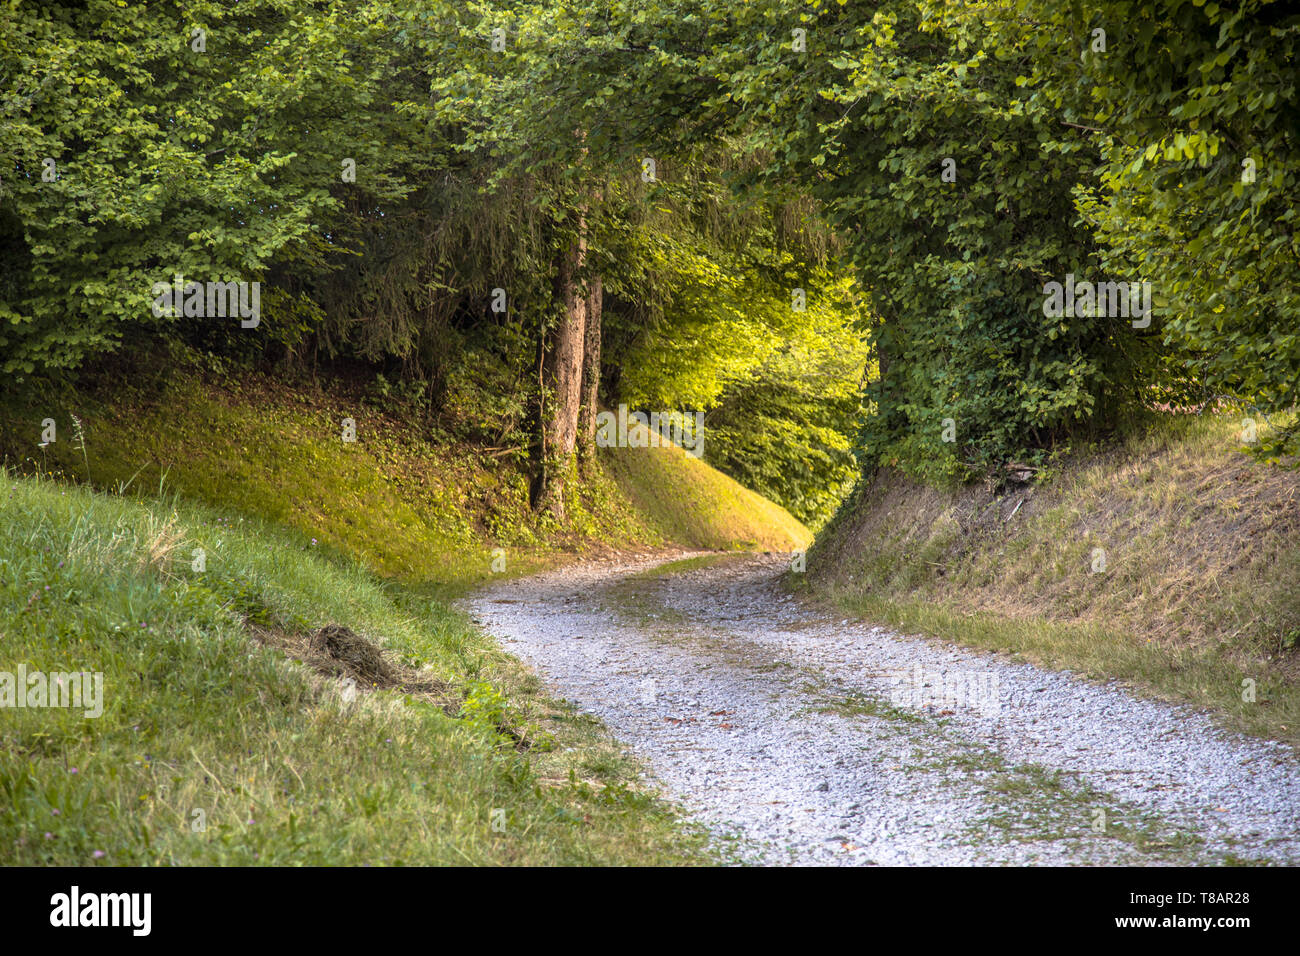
0;362;817;865
604;421;811;553
1;372;625;594
1;366;808;595
0;473;709;865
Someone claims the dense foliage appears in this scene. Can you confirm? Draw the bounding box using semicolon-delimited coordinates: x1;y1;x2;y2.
1016;0;1300;460
3;0;1296;512
513;0;1297;479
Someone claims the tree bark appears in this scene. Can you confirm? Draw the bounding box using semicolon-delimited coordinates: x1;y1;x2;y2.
532;218;587;521
578;274;603;468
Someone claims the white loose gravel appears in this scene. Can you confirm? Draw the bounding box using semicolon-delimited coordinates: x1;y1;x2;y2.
465;552;1300;865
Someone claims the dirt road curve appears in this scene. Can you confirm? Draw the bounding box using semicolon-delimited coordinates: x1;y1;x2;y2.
465;553;1300;865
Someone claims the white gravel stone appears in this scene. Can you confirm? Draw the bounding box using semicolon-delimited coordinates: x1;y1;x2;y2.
465;552;1300;865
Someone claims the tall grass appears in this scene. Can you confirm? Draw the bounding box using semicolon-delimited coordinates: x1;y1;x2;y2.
0;473;706;865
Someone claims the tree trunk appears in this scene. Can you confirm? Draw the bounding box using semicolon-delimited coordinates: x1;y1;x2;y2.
578;274;603;468
532;220;587;521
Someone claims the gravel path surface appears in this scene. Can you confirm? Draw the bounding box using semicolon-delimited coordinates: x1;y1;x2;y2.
464;552;1300;865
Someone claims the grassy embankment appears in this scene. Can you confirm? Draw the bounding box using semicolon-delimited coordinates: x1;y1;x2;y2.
804;413;1300;748
0;366;809;864
4;367;807;594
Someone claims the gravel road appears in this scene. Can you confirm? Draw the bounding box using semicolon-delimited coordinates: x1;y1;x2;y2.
464;552;1300;865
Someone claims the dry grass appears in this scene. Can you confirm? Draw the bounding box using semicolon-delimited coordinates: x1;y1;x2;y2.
806;413;1300;743
136;513;186;575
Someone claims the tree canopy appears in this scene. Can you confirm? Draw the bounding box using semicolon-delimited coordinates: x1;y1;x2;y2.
3;0;1296;519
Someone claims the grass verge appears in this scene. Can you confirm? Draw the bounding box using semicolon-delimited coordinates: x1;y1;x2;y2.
0;473;709;865
803;412;1300;749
